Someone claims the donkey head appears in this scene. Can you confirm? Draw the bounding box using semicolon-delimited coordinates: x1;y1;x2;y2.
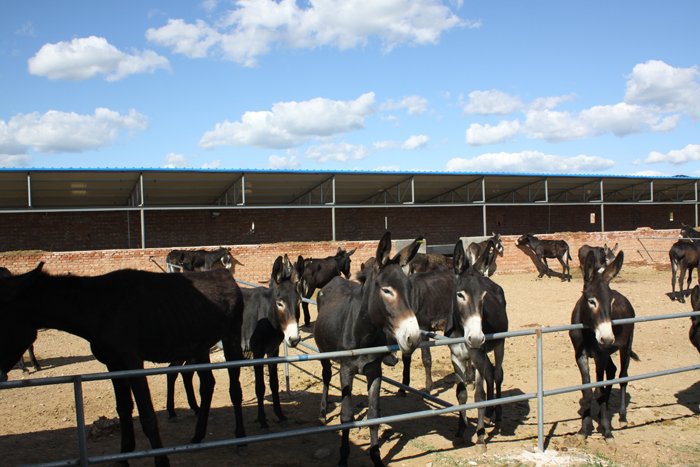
581;249;624;346
452;240;489;349
367;232;422;355
492;233;504;257
270;255;303;347
335;247;356;279
516;233;533;247
603;243;619;266
0;263;44;382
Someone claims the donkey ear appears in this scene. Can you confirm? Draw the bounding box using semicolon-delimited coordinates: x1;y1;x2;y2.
0;262;45;303
453;240;469;275
602;250;624;283
272;256;285;284
346;248;356;257
583;250;598;284
376;231;392;266
394;236;423;267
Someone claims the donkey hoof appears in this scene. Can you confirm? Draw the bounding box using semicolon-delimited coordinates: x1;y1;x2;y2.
475;442;487;453
396;389;407;397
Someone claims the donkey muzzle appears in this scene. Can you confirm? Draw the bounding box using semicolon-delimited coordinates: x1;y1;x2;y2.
284;322;301;348
394;315;421;355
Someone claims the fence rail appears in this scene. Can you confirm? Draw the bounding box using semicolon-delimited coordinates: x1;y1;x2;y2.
2;308;699;467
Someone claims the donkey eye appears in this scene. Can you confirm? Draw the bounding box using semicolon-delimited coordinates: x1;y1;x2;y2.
276;300;285;309
381;288;394;297
587;298;597;308
456;291;467;301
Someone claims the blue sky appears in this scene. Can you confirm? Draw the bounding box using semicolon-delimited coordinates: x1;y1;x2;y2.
1;1;699;175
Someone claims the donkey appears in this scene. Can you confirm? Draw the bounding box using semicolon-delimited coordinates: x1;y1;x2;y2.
314;232;422;467
299;247;356;328
0;265;246;467
466;233;505;277
669;239;700;303
517;233;572;281
400;239;499;393
569;250;639;439
408;253;452;274
690;286;700;353
240;254;304;428
577;243;619;273
0;266;41;373
446;240;508;449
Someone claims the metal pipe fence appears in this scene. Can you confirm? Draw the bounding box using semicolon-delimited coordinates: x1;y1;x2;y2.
2;303;699;466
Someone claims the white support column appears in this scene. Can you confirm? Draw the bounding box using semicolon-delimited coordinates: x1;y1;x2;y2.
139;173;146;249
26;173;32;208
482;177;487;236
329;176;336;241
240;174;246;205
600;179;605;233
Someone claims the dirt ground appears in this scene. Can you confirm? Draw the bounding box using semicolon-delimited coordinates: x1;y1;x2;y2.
1;263;699;466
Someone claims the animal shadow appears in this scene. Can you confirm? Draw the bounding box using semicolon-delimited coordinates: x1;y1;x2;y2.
675;380;700;414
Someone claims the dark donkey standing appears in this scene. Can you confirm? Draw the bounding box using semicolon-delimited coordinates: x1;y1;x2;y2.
446;239;508;449
299;246;355;328
517;233;572;281
0;266;41;373
577;243;618;272
669;223;700;303
240;254;304;428
400;238;500;393
569;250;639;439
0;265;246;467
314;232;422;467
466;233;505;277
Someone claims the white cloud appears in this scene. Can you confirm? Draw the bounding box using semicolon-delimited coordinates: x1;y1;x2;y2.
644;144;700;165
464;90;523;115
625;60;700;118
28;36;169;81
381;95;428;115
200;92;375;149
446;150;614;173
148;0;472;66
529;94;575;111
0;108;147;154
374;164;400;171
306;142;368;163
373;140;398;150
523;109;590;142
201;160;221;169
0;155;31;168
163;153;188;168
580;102;678;136
402;134;429;149
466;120;520;145
269;153;300;168
631;170;667;177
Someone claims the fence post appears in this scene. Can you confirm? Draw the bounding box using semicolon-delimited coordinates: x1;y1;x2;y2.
73;376;89;467
536;328;544;452
284;342;291;393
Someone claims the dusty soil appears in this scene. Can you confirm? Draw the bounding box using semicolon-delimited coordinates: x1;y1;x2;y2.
1;264;699;466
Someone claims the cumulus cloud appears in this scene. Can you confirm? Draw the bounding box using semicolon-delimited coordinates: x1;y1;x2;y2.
200;92;375;149
643;144;700;165
269;153;300;168
305;142;368;163
463;90;523;115
625;60;700;118
28;36;169;81
163;152;188;168
402;134;429;149
446;150;614;173
0;155;31;168
147;0;473;66
466;120;520;145
0;108;148;154
381;95;429;115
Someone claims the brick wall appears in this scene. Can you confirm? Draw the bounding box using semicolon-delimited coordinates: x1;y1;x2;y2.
0;228;680;281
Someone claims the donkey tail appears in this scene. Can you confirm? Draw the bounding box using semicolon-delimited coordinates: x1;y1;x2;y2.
630;350;640;362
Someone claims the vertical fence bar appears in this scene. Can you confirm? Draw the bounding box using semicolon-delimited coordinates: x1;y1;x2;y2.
73;376;89;467
536;328;544;452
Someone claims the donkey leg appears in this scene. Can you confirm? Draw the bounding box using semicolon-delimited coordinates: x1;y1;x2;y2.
450;353;470;440
398;352;411;397
618;345;632;426
110;374;137;466
301;287;315;328
574;351;594;437
191;356;215;444
181;364;200;416
493;342;505;423
223;343;246;438
339;365;357;467
268;353;287;422
253;350;269;428
421;344;434;393
166;362;181;419
17;354;28;373
128;374;169;467
470;351;489;448
678;265;688;303
365;362;385;467
319;359;332;423
594;355;615;438
27;345;41;371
